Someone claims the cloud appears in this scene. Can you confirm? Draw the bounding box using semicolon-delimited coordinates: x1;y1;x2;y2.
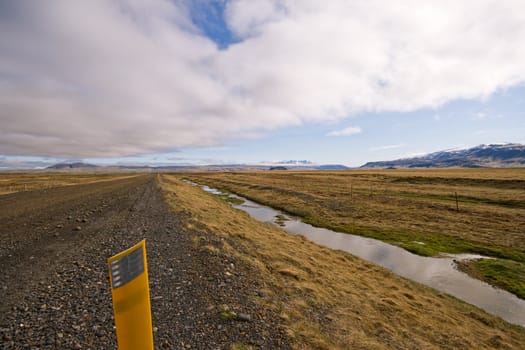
370;143;405;151
0;157;57;169
398;151;429;159
1;0;525;157
327;126;362;137
472;112;503;120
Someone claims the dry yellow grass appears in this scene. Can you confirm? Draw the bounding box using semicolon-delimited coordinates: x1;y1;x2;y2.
160;175;525;349
182;169;525;259
0;173;138;195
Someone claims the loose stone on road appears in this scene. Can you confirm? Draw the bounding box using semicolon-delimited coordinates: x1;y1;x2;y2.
0;174;289;349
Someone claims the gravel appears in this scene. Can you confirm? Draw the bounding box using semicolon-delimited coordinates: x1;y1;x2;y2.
0;175;290;349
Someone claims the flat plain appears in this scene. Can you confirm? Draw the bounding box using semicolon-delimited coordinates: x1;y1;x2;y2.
183;169;525;299
2;172;525;349
0;173;137;195
162;174;525;349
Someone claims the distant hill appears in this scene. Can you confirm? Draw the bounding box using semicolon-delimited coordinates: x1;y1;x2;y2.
272;160;314;166
361;144;525;168
155;163;349;172
316;164;349;170
37;162;349;173
264;160;348;170
47;162;98;169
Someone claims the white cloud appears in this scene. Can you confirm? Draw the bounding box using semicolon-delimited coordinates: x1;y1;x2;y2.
327;126;362;137
472;112;503;120
0;156;58;169
225;0;288;38
1;0;525;157
370;143;405;151
475;112;488;119
398;151;428;159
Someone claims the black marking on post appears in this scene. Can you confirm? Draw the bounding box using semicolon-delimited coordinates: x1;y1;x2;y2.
110;246;144;289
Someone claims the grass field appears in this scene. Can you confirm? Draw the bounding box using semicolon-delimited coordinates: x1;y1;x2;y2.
181;169;525;299
0;173;137;195
160;174;525;349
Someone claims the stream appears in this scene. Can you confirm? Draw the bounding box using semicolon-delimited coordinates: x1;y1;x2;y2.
194;182;525;327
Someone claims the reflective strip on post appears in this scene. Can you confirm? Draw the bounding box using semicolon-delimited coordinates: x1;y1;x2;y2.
107;240;153;350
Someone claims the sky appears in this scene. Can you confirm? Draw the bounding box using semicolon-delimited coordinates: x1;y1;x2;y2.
1;0;525;169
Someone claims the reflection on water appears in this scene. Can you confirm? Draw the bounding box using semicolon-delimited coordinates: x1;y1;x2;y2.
197;183;525;327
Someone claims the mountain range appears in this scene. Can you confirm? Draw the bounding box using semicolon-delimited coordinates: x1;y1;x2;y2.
11;144;525;172
42;162;349;172
46;162;98;169
361;144;525;168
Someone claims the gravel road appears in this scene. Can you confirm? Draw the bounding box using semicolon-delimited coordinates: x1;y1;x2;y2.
0;174;290;349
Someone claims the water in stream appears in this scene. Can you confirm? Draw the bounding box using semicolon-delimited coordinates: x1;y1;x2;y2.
197;183;525;327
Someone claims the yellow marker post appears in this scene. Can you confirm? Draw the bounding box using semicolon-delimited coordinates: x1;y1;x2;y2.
107;240;153;350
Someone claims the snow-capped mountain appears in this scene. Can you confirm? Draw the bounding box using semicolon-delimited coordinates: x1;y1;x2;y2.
361;144;525;168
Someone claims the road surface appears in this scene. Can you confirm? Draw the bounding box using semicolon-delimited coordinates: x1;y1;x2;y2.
0;174;289;349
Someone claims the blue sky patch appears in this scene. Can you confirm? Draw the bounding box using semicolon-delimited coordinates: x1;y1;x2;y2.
188;0;238;49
